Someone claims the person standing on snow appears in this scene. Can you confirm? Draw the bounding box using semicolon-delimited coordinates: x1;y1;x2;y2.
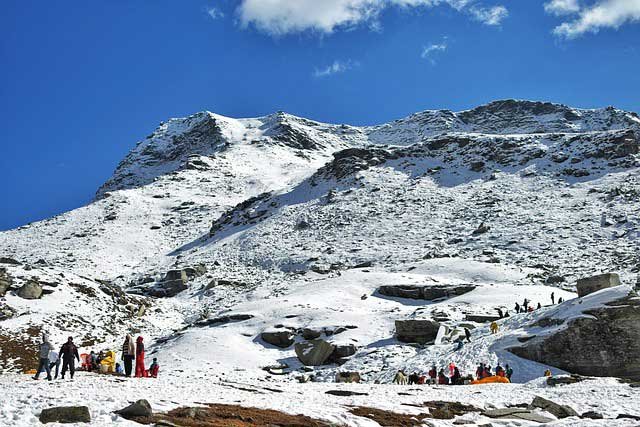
464;327;471;343
490;321;499;334
551;292;555;305
33;334;53;381
135;336;146;377
505;364;513;381
448;362;456;377
121;334;135;377
48;349;60;380
514;302;520;313
59;336;80;380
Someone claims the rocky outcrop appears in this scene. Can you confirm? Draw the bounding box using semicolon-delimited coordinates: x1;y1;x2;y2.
147;266;206;298
335;371;361;383
39;406;91;424
0;268;11;296
510;288;640;380
482;408;553;423
294;339;335;366
576;272;621;297
529;396;578;419
115;400;153;419
378;284;475;301
261;330;295;348
395;319;440;343
17;281;42;299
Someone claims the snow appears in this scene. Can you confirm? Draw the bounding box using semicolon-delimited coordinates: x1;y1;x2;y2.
0;99;638;425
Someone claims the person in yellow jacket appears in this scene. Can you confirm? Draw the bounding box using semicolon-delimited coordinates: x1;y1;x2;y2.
544;369;552;377
490;321;499;334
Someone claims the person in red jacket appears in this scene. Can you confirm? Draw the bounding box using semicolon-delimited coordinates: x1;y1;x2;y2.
135;336;146;378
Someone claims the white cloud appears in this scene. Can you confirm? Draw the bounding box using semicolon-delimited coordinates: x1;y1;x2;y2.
421;41;448;64
236;0;508;36
206;7;224;20
468;4;508;25
313;60;356;78
544;0;581;16
548;0;640;38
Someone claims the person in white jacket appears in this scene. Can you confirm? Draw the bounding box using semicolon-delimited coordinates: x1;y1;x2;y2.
33;334;53;381
48;349;60;380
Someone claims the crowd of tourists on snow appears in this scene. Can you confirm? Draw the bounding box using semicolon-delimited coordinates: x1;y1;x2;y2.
32;333;159;381
393;360;515;386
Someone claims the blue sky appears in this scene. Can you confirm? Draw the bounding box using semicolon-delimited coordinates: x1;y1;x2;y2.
1;0;639;230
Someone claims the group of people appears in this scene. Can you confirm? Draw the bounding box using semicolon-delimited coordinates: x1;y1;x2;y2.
394;361;514;386
505;293;563;317
33;333;159;380
33;335;80;381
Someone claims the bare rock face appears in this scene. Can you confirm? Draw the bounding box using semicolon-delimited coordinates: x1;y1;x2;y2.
510;289;640;380
378;284;475;301
115;399;153;419
17;280;42;299
261;330;295;348
395;319;440;344
0;268;12;296
294;339;335;366
576;273;621;297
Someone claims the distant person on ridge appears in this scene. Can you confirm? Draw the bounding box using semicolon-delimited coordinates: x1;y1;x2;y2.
121;334;135;377
551;292;555;305
490;321;499;334
33;334;53;381
464;327;471;342
135;336;146;377
59;336;80;380
514;302;520;313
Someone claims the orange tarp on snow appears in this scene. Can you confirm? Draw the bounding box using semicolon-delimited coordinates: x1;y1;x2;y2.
470;375;511;385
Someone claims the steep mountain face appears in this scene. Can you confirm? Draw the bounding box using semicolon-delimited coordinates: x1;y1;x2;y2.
0;100;638;383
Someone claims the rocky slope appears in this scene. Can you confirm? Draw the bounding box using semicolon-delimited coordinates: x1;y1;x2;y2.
0;99;639;384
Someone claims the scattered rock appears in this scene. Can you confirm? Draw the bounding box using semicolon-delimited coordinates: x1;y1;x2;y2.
294;339;335;366
17;280;43;299
335;371;361;383
529;396;578;419
576;272;621;297
617;414;640;421
0;269;12;296
39;406;91;424
261;330;295;348
325;390;368;396
0;257;21;265
423;401;481;420
581;411;604;419
395;319;440;343
301;328;322;340
482;408;554;423
472;222;490;235
115;399;153;419
546;374;589;386
378;284;475;301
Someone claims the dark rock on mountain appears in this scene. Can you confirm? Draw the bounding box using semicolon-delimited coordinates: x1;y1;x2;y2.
510;288;640;380
378;284;475;301
301;328;322;340
17;281;42;299
465;313;501;323
0;257;20;265
261;330;295;348
335;371;361;383
39;406;91;424
0;304;15;320
581;411;604;420
0;269;12;296
395;319;440;343
147;270;188;298
482;408;554;423
529;396;578;418
546;374;590;386
472;222;490;235
295;339;335;366
115;400;153;419
576;272;621;297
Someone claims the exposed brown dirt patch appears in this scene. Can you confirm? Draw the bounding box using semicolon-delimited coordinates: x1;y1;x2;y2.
130;403;333;426
0;325;41;372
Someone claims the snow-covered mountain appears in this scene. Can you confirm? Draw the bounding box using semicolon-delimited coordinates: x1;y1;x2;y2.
1;100;639;426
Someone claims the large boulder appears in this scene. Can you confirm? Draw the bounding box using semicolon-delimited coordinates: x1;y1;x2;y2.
148;269;189;297
510;287;640;380
294;339;335;366
39;406;91;424
576;273;621;297
0;268;11;296
378;284;475;301
17;280;42;299
261;330;295;348
529;396;579;419
395;319;440;343
115;399;152;419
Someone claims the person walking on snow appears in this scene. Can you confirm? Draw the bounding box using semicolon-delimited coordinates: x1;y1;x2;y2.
490;321;499;334
514;302;520;313
122;334;135;377
59;336;80;380
33;334;53;381
464;327;471;343
135;336;146;377
551;292;555;305
48;349;60;380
